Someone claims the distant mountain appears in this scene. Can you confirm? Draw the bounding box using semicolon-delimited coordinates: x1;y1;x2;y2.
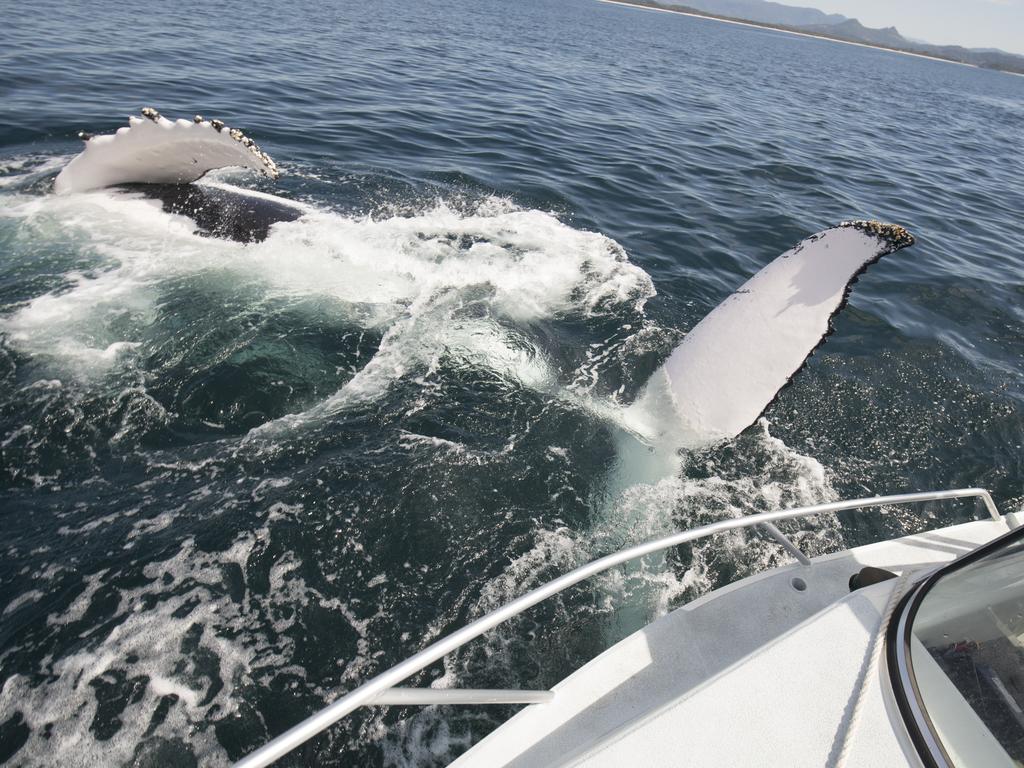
617;0;1024;75
911;44;1024;74
801;19;905;49
799;17;1024;72
679;0;847;27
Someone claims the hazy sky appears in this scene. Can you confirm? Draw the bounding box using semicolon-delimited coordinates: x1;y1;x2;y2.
783;0;1024;55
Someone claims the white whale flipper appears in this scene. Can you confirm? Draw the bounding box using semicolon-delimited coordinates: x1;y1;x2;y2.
648;220;914;444
53;108;278;194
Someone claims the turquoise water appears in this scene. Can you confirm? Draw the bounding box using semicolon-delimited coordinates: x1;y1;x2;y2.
1;0;1022;765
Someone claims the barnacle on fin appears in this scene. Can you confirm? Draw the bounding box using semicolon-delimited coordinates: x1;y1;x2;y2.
839;220;915;251
141;107;161;122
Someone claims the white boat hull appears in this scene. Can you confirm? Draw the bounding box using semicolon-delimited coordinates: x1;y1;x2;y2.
451;514;1021;767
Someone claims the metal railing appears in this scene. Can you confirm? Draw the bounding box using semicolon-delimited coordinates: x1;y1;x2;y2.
234;488;1003;768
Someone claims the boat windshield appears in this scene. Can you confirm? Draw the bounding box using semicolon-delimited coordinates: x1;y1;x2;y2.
894;528;1024;767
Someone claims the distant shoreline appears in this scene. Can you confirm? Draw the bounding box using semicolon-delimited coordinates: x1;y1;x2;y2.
598;0;985;71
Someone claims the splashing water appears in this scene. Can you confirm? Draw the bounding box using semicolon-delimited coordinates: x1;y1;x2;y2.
3;1;1022;762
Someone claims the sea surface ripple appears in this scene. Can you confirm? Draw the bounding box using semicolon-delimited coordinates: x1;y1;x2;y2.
1;0;1022;765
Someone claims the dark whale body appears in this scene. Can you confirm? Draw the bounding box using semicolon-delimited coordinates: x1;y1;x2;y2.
119;183;303;243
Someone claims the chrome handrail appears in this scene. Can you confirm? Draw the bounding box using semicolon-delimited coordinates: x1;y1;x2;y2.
234;488;1002;768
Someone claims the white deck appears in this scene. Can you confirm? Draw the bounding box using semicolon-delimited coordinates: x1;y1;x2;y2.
452;516;1020;767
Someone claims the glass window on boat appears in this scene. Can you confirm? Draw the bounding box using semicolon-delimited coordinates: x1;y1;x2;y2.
901;529;1024;766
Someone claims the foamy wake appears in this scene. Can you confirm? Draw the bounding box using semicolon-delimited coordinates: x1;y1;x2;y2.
0;187;654;423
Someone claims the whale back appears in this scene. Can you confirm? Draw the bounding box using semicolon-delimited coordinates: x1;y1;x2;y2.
117;183;305;243
659;221;914;442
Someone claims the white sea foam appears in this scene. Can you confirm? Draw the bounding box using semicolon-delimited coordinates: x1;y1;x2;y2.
587;419;841;620
0;155;68;188
4;518;350;767
3;543;243;767
2;589;44;617
1;189;654;434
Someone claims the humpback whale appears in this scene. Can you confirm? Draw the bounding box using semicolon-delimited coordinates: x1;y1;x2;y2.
54;109;915;444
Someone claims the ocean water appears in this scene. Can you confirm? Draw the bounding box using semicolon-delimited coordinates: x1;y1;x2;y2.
1;0;1022;765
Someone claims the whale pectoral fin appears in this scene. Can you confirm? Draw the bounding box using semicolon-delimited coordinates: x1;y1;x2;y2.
54;108;279;194
659;221;915;442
